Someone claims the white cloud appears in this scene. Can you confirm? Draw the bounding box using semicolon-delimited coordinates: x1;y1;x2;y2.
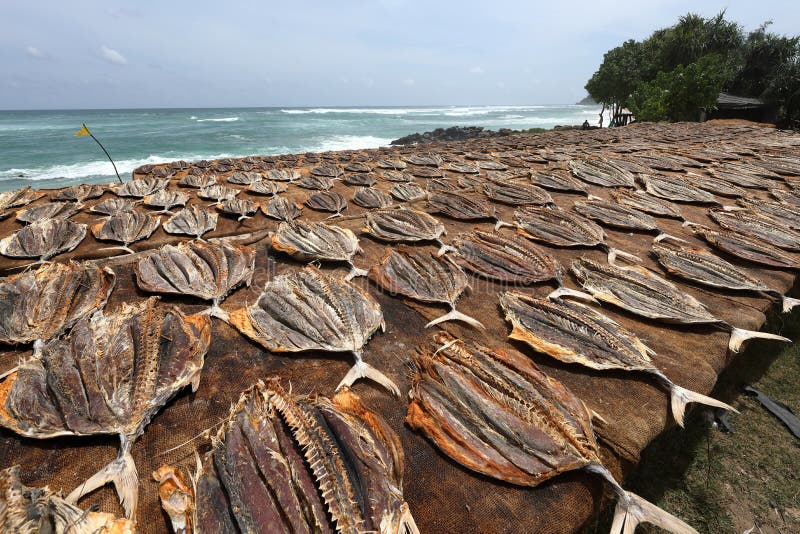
26;46;45;59
402;78;415;86
100;45;127;65
469;66;483;74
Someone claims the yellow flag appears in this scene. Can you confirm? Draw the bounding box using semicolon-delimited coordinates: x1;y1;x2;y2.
74;123;91;137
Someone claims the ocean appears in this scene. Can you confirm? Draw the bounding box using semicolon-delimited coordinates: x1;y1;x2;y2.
0;105;602;192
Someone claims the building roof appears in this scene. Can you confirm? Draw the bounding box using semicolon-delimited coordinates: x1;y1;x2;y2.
717;92;765;109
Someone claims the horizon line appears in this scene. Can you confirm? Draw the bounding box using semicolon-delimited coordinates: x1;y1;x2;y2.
0;102;593;113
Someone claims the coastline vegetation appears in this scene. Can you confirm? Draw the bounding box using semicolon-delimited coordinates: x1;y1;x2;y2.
585;12;800;127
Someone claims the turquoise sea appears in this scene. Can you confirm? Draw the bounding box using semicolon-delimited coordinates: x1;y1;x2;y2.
0;105;602;192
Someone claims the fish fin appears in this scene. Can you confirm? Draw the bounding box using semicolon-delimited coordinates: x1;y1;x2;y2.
607;248;641;266
67;449;138;519
654;233;688;244
781;295;800;313
325;212;343;220
436;243;457;256
344;264;368;281
721;204;745;212
97;245;134;255
587;194;603;201
670;384;738;428
425;309;485;330
728;327;791;353
494;220;514;231
547;287;598;303
0;365;18;381
337;358;400;396
399;503;421;534
611;491;699;534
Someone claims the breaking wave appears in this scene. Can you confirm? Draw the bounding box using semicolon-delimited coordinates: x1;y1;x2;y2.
194;117;239;122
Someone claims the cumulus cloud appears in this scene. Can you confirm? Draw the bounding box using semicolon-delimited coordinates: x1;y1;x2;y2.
469;66;484;74
26;46;45;59
100;45;127;65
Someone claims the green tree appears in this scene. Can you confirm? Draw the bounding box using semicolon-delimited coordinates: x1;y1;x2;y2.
585;39;643;124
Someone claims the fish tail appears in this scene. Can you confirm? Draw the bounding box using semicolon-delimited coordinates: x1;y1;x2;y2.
547;286;598;303
344;263;368;281
728;327;791;353
494;219;515;231
425;308;485;330
66;446;138;519
585;463;698;534
436;242;457;256
337;356;400;396
653;233;688;244
781;295;800;313
669;384;738;428
207;301;231;324
610;490;699;534
399;503;421;534
606;248;641;266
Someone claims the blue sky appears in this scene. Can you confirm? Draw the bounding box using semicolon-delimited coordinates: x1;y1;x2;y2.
2;0;798;109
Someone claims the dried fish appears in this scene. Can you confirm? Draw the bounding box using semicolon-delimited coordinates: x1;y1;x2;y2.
428;192;496;221
180;174;217;189
457;175;484;188
0;466;134;534
391;182;427;202
407;332;700;534
445;162;480;174
737;198;800;230
116;177;169;198
709;209;800;251
0;261;114;352
198;185;239;206
496;205;608;250
610;189;684;220
310;163;343;178
482;181;553;206
686;223;800;270
408;166;444;179
52;183;105;204
529;170;589;194
306;191;349;218
354;187;393;209
0;219;87;263
217;198;259;221
363;208;452;255
639;174;719;204
229;266;398;394
569;159;636;188
404;154;442;167
344;161;372;173
15;201;79;224
500;293;736;426
684;172;747;198
135;241;255;320
0;186;46;212
574;199;660;232
263;196;303;221
382;170;414;182
90;198;137;217
0;297;211;518
189;380;417;533
272;220;367;279
571;257;790;352
297;175;334;190
163;205;218;240
143;190;190;214
771;188;800;207
369;245;482;329
343;173;378;186
377;159;407;170
267;168;301;182
708;168;769;189
427;179;454;193
228;171;263;185
478;160;508;171
652;236;800;313
452;230;561;285
91;211;160;254
246;180;288;196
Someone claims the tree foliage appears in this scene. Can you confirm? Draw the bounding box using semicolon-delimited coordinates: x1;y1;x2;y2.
585;12;800;127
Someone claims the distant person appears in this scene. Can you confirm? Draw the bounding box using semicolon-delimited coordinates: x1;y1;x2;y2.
582;120;590;130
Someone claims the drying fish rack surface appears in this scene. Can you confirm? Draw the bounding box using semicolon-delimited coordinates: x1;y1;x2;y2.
1;121;798;533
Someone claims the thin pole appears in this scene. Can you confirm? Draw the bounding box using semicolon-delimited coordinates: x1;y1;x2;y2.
89;131;123;184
